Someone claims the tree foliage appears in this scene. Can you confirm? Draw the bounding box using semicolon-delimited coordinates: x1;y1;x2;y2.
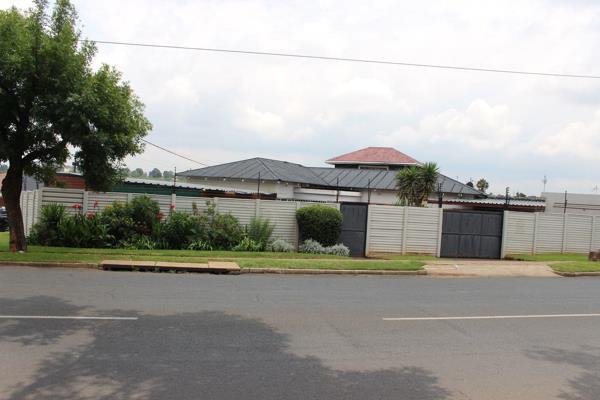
148;168;162;178
396;162;439;207
476;178;489;193
0;0;151;251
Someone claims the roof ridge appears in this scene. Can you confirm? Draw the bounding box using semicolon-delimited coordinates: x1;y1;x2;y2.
256;158;279;180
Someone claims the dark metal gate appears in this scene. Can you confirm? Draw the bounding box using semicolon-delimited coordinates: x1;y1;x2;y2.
340;203;368;257
440;210;503;259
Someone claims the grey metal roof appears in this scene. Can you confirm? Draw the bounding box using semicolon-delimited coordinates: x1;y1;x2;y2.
179;158;328;186
179;157;483;196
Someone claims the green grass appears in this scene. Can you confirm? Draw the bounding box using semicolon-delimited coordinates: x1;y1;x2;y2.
0;232;424;271
551;261;600;273
506;253;589;262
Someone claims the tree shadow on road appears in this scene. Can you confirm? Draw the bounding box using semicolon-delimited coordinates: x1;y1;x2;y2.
0;296;451;400
526;346;600;400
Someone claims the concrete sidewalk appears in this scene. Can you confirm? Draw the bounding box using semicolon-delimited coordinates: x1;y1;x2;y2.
424;259;557;277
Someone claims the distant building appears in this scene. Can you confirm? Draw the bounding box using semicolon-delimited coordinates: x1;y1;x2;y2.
179;147;484;205
543;192;600;215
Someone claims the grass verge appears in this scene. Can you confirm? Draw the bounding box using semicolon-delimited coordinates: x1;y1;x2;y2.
550;262;600;273
0;232;425;271
507;253;588;262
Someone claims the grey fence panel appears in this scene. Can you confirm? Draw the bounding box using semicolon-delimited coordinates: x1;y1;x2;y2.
366;204;404;254
503;212;535;255
258;200;299;245
41;187;85;215
405;207;441;254
565;214;593;253
536;214;565;253
217;198;257;226
504;211;600;255
366;205;441;256
87;192;129;211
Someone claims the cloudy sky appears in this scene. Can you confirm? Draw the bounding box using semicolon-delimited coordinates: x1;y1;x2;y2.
4;0;600;195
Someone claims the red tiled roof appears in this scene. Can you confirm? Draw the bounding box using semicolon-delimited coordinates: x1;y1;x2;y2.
326;147;421;166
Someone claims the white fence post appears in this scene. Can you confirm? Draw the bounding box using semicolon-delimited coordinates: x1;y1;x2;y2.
82;191;89;213
401;207;408;255
436;208;443;257
590;215;596;252
500;210;508;259
255;198;260;218
561;214;568;254
171;193;177;209
532;213;539;255
365;205;372;257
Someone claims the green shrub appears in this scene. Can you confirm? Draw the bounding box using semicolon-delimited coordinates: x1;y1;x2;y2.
296;205;343;246
159;211;196;249
246;217;274;250
232;237;263;252
99;203;137;246
128;196;161;235
209;213;244;250
57;213;112;248
266;239;295;253
29;204;66;246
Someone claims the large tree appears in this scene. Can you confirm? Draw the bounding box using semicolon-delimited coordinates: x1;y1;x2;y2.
396;162;439;207
0;1;151;251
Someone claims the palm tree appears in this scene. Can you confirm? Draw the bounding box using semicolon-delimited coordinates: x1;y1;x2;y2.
396;162;439;206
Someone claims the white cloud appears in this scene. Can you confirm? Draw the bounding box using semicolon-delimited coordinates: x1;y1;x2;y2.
377;99;520;150
536;110;600;160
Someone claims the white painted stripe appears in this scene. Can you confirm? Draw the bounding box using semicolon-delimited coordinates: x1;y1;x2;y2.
383;313;600;321
0;315;138;321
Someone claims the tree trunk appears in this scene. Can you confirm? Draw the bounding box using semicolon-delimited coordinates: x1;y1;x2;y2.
1;165;27;252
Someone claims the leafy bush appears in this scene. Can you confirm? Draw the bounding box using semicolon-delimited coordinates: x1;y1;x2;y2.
299;239;326;254
56;213;112;248
296;205;342;246
246;217;274;250
121;234;157;250
232;237;263;252
209;213;244;250
266;239;295;253
325;243;350;257
159;211;196;249
128;195;161;235
99;202;137;245
29;204;66;246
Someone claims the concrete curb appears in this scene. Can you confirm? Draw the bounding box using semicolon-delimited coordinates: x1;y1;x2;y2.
241;268;426;276
552;270;600;277
0;261;99;269
0;261;425;275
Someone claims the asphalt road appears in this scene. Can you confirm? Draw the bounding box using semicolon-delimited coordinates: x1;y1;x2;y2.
1;267;600;400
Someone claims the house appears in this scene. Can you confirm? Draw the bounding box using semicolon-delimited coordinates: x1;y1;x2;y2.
178;147;485;206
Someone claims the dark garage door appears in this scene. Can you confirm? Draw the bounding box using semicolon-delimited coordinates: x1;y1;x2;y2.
340;203;368;257
440;210;503;259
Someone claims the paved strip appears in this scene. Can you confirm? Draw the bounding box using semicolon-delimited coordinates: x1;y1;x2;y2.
383;313;600;321
0;315;138;320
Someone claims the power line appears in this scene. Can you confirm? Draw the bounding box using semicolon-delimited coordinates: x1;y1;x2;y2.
141;138;209;167
89;39;600;79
